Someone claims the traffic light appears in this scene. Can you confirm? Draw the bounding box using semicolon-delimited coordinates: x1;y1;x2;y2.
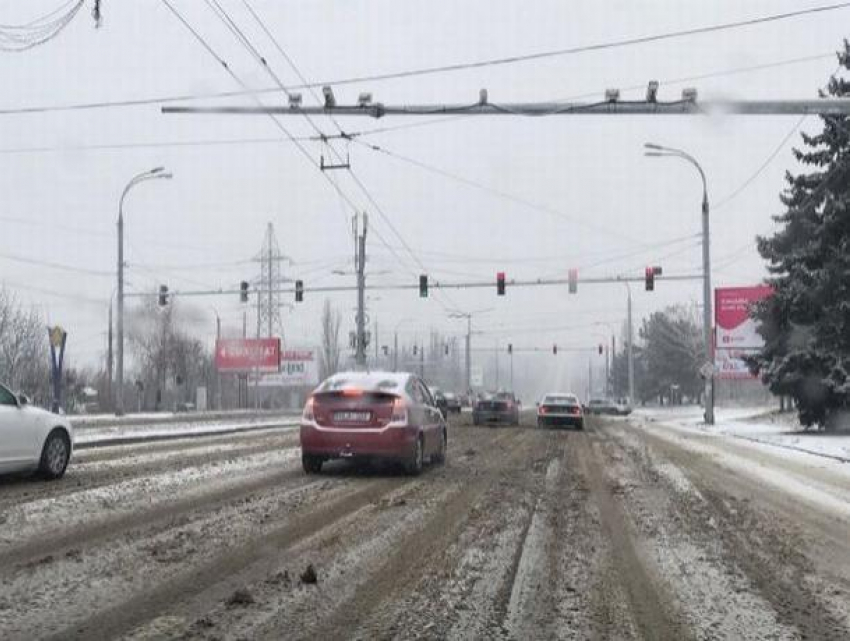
496;271;506;296
568;268;578;294
419;274;428;298
158;284;169;307
413;345;418;356
240;280;249;303
598;344;603;355
295;280;304;303
645;267;655;291
444;344;449;356
553;344;558;355
382;345;389;355
507;343;513;354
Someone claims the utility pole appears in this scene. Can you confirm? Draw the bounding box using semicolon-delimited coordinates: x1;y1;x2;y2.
107;302;113;411
626;283;635;406
374;320;379;364
465;317;471;393
393;332;399;372
605;343;609;397
611;334;616;396
510;348;514;392
419;343;425;378
354;213;368;368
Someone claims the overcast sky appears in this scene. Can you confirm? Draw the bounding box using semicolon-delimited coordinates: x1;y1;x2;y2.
1;0;847;392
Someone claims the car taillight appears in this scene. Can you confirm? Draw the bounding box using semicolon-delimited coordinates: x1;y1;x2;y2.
389;398;408;426
539;406;547;415
302;397;315;422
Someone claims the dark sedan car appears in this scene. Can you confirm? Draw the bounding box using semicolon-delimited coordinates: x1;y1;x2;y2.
473;392;520;426
443;392;462;414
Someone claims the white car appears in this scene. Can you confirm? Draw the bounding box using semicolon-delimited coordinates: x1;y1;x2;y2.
0;382;73;479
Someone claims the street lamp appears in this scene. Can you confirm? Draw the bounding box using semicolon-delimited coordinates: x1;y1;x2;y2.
644;142;714;424
116;167;173;416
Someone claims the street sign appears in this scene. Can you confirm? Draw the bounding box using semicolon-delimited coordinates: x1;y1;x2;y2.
699;362;717;379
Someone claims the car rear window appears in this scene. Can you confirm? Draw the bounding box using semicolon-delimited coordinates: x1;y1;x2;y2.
317;374;401;393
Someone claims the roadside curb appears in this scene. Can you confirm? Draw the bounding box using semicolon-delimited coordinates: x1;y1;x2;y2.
75;422;299;450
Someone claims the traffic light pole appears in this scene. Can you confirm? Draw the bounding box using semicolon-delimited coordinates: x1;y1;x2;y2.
355;213;368;368
626;283;635;406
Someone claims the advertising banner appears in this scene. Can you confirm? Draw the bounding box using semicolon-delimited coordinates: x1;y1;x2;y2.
714;285;772;380
715;349;758;380
215;338;281;373
253;348;319;387
715;285;772;350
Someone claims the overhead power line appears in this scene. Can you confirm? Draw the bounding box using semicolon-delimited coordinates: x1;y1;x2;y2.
0;0;88;52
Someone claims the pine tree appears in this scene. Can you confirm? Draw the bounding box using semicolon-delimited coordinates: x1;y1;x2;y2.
749;42;850;428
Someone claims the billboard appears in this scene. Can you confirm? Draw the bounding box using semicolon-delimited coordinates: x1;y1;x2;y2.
215;338;281;373
714;286;772;380
252;348;319;387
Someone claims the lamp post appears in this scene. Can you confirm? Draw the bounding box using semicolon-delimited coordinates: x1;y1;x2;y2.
644;143;714;424
116;167;172;416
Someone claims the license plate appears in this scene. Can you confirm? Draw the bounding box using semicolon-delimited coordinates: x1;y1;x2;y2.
334;411;371;422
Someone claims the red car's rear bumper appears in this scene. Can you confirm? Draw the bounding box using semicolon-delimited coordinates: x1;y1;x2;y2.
300;423;418;460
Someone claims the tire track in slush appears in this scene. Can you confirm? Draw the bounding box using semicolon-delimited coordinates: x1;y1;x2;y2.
579;426;691;641
280;428;537;641
49;430;510;641
0;463;306;571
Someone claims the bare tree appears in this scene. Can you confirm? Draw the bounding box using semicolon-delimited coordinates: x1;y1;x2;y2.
319;299;341;380
127;295;210;410
0;287;49;403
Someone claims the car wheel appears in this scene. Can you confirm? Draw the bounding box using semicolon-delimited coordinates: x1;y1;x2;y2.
405;436;424;475
432;430;447;465
39;430;70;480
302;453;323;474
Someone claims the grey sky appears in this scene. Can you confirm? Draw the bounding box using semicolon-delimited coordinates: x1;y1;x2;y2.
1;0;847;393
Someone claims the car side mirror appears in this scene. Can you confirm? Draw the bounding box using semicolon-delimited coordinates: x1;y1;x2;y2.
18;394;29;407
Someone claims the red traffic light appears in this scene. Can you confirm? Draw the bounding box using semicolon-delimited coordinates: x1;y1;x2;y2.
645;266;655;291
496;272;506;296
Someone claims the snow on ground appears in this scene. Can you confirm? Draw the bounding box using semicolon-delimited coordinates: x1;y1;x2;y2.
74;418;299;447
635;405;850;462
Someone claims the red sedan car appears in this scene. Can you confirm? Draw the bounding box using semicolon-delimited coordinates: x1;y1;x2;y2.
300;371;447;475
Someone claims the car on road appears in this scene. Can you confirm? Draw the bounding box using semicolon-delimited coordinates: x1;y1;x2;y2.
443;392;462;414
429;388;450;419
0;382;74;479
300;371;447;475
473;391;520;426
586;398;631;416
537;393;584;430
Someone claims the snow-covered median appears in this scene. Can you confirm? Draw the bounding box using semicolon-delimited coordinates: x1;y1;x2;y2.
634;405;850;462
74;417;299;448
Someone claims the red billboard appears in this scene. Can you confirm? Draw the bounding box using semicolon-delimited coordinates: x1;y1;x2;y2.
714;285;772;380
215;338;281;373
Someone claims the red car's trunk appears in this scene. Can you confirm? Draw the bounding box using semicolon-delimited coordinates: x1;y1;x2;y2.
313;391;398;428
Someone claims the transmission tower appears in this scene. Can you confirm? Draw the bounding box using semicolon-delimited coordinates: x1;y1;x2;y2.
254;223;289;339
